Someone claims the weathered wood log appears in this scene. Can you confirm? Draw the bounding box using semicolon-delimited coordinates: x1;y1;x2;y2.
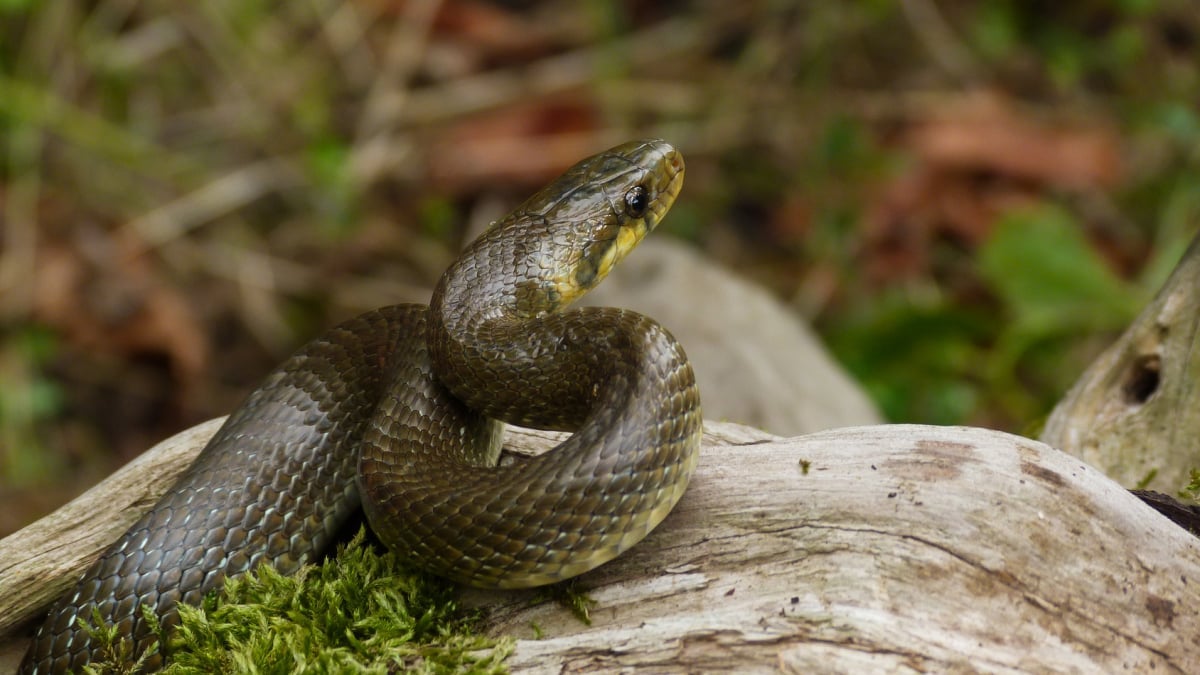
1042;233;1200;492
0;418;226;639
2;420;1196;673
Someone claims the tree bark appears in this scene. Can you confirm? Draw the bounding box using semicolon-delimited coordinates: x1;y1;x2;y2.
2;420;1196;673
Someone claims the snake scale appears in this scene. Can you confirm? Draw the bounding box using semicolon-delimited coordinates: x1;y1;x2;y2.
20;139;702;673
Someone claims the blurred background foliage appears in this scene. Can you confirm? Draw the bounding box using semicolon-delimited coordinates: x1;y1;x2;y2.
1;0;1198;534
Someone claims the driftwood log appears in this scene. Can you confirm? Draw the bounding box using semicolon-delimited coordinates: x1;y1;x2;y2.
1042;234;1200;493
2;419;1197;673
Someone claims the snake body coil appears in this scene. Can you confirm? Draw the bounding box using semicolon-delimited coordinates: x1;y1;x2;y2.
21;139;700;673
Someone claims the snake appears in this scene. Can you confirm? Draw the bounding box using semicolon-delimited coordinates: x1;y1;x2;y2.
19;139;701;673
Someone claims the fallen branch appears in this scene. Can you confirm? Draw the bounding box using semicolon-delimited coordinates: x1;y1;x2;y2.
2;421;1196;673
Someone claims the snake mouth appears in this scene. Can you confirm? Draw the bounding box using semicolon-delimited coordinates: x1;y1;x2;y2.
606;143;683;271
605;141;685;272
543;140;685;309
645;145;685;230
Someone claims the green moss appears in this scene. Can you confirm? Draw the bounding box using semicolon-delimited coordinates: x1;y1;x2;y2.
532;580;596;626
86;529;512;674
1181;469;1200;504
80;606;165;674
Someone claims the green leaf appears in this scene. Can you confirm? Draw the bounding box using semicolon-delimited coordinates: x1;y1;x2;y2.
978;204;1141;331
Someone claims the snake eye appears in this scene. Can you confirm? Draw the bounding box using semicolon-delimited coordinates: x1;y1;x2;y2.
624;186;649;217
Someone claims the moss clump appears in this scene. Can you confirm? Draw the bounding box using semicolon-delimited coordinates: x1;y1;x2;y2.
533;580;596;626
87;529;512;674
81;606;165;674
1182;469;1200;503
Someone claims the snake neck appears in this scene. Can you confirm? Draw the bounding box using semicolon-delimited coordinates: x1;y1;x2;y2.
427;284;672;433
426;138;686;432
427;229;693;434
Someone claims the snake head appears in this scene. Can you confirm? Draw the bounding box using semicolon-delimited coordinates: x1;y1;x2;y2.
517;139;685;314
433;139;684;324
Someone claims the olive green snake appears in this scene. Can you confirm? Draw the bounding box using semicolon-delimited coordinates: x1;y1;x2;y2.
20;139;701;673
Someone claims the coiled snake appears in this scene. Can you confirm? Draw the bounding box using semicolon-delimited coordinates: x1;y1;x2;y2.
20;139;702;673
